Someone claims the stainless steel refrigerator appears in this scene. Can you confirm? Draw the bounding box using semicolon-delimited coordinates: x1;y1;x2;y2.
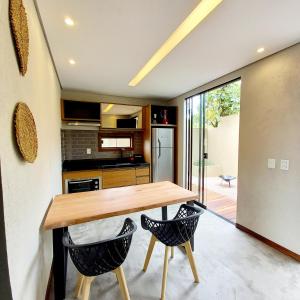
152;128;174;182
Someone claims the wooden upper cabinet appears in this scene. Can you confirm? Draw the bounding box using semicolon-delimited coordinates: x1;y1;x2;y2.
102;168;136;189
142;105;152;169
61;99;101;122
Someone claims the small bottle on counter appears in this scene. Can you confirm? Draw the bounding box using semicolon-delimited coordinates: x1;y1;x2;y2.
152;113;158;124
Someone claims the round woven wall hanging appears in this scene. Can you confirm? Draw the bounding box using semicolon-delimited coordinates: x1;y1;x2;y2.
9;0;29;76
14;102;38;163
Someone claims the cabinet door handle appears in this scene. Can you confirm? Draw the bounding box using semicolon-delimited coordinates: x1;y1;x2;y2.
68;180;93;184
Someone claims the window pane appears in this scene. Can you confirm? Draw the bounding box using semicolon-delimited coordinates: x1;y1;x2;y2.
101;137;132;148
116;138;131;148
102;138;117;148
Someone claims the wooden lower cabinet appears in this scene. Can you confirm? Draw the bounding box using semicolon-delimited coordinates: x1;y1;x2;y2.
136;176;150;185
136;167;150;177
102;168;136;189
63;166;151;191
136;167;150;185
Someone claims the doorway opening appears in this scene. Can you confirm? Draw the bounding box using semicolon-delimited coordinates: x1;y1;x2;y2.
185;79;241;223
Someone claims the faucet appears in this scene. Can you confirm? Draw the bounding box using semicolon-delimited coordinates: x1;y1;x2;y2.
120;148;126;161
120;148;134;162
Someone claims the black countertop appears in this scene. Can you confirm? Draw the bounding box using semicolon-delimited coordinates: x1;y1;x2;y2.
62;159;150;172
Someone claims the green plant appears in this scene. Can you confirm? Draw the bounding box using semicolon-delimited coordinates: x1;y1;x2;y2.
206;80;241;128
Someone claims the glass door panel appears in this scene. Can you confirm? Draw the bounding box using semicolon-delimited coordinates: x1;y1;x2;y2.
201;80;241;222
191;95;201;195
185;79;241;216
185;94;205;205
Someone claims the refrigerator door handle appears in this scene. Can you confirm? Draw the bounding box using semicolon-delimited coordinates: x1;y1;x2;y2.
156;149;159;181
152;147;159;182
158;138;161;158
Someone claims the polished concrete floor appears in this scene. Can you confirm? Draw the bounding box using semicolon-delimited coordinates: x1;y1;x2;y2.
65;205;300;300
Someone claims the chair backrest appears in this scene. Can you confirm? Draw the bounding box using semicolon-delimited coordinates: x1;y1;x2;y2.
63;218;137;276
141;204;204;247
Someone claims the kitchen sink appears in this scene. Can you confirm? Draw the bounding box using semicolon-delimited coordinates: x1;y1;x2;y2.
101;162;136;168
115;162;135;166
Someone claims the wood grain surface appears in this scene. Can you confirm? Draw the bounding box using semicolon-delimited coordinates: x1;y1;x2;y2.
43;181;198;230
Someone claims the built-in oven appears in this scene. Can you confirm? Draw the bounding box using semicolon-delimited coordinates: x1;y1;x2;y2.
65;177;102;194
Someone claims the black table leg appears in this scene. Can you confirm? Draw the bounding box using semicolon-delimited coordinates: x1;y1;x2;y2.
53;227;68;300
162;206;168;220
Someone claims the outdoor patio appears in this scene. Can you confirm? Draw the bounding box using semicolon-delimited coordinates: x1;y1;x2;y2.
192;176;237;223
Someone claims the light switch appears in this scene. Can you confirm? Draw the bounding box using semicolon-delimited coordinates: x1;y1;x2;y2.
86;148;92;155
280;160;289;171
267;159;276;169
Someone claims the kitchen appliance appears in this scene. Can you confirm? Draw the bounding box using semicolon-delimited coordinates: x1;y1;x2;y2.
152;128;174;182
133;154;144;163
65;177;102;194
117;118;136;128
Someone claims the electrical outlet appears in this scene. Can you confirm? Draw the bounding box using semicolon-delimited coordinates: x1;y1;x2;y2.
267;158;276;169
280;160;289;171
86;148;92;155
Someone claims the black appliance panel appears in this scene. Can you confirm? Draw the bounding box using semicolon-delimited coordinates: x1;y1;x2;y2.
68;178;99;193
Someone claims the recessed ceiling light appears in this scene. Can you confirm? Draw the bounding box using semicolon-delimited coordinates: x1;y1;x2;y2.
257;47;265;53
69;59;76;65
103;104;114;113
128;0;223;87
64;17;74;26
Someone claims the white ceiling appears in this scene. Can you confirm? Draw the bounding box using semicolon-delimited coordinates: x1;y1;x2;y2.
36;0;300;100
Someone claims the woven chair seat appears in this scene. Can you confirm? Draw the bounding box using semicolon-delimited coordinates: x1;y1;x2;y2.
141;204;204;247
63;218;137;277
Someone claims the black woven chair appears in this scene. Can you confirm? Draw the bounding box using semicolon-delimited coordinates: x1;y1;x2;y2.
63;218;137;300
141;204;204;300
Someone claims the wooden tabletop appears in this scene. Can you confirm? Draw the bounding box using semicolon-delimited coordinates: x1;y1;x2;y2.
43;181;198;230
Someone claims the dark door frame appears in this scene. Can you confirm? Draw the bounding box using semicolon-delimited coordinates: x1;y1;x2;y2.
185;94;206;209
0;161;13;300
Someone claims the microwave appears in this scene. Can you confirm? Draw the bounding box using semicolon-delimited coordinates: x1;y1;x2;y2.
65;177;102;194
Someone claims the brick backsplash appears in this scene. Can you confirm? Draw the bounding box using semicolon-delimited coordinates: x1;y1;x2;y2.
61;130;143;160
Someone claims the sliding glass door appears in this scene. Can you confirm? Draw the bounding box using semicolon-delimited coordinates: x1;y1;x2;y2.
185;94;206;206
185;79;241;221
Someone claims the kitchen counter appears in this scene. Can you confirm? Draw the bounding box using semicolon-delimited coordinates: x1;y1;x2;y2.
62;159;150;172
62;160;151;192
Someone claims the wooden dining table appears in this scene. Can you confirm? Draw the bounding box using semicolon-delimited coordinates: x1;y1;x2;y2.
43;181;198;300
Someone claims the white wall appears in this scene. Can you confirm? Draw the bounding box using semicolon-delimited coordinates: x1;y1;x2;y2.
0;0;61;299
191;114;240;178
207;114;240;177
170;44;300;255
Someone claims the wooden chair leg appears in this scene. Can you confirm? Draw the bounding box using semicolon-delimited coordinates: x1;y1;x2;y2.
143;234;157;272
171;247;174;258
184;241;199;283
161;246;170;300
113;266;130;300
81;276;95;300
74;273;85;298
